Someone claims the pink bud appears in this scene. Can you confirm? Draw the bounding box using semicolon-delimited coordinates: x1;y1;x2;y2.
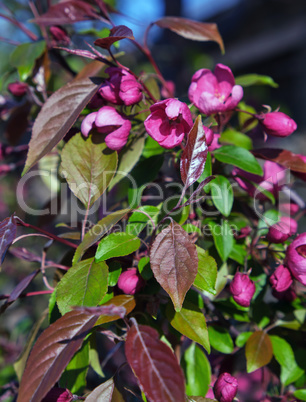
204;126;214;146
117;268;145;295
50;26;70;44
144;98;193;149
41;387;73;402
272;286;297;302
7;82;28;97
213;372;238;402
270;265;293;292
266;216;297;244
279;202;299;216
235;226;252;239
259;111;297;137
230;272;256;307
285;232;306;285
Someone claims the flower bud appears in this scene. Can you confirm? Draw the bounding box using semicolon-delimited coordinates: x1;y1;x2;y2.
213;372;238;402
50;26;70;44
266;216;297;244
270;265;292;292
229;272;256;307
117;268;145;295
7;82;28;97
259;111;297;137
272;286;296;302
41;387;73;402
285;232;306;285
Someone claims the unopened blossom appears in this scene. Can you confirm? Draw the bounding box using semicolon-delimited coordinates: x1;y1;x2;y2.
8;82;28;97
213;372;238;402
188;63;243;115
270;265;293;292
272;286;297;302
144;98;193;148
117;268;145;295
267;216;297;244
41;387;73;402
285;232;306;285
99;67;143;106
230;272;256;307
81;106;131;151
258;111;297;137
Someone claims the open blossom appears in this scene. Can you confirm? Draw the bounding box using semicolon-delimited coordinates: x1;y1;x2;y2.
270;265;293;292
117;268;145;295
213;373;238;402
285;232;306;285
188;63;243;115
266;216;297;244
230;272;256;307
81;106;131;150
99;67;143;106
258;111;297;137
144;98;193;148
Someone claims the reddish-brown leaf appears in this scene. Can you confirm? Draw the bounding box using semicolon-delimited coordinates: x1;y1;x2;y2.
95;295;136;326
154;17;224;53
0;216;17;265
245;331;273;373
94;25;134;49
253;148;306;173
23;77;101;175
150;221;198;311
125;321;185;402
180;115;208;189
17;310;98;402
33;0;108;26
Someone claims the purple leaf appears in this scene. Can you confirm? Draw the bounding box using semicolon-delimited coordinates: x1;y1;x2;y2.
154;17;224;53
33;1;109;26
17;310;98;402
253;148;306;173
125;321;185;402
22;77;101;175
0;216;17;265
150;221;198;311
73;304;126;318
94;25;134;49
9;247;42;263
180;116;208;189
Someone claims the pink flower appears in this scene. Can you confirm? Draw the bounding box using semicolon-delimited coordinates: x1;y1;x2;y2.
266;216;297;244
81;106;131;151
99;67;143;106
258;111;297;137
272;286;297;302
213;373;238;402
41;387;73;402
285;233;306;285
117;268;145;295
279;202;299;216
230;272;256;307
144;98;193;148
270;265;293;292
188;64;243;115
7;82;28;97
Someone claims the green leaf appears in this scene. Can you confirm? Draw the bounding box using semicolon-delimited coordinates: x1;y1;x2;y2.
197;152;212;185
10;41;46;80
220;128;253;150
143;136;165;158
294;390;306;401
209;220;234;261
245;331;273;373
73;209;129;264
208;326;234;354
60;133;117;208
95;232;140;262
257;209;280;235
126;206;159;236
194;246;217;295
56;258;109;315
238;102;258;132
235;74;278;88
167;301;210;352
138;256;153;280
270;336;304;386
88;334;104;378
59;340;89;394
109;136;145;190
183;343;211;397
210;176;233;217
182;224;202;234
158;196;190;225
229;244;247;265
236;331;252;348
108;261;122;287
38;153;61;193
213;145;263;175
214;262;229;296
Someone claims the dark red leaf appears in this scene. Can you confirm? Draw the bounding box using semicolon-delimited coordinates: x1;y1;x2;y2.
0;216;17;265
33;1;108;26
150;221;198;311
125;321;185;402
253;148;306;173
296;245;306;258
54;47;99;61
154;17;224;53
17;310;98;402
94;25;134;49
72;304;126;318
180;115;208;189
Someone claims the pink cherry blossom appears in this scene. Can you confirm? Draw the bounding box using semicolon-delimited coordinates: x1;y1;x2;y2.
285;232;306;285
270;265;293;292
258;111;297;137
188;63;243;115
144;98;193;149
